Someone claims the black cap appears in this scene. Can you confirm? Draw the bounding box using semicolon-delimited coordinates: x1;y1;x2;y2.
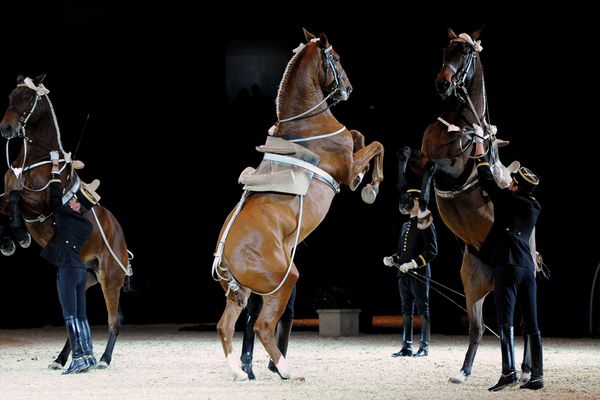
512;167;539;194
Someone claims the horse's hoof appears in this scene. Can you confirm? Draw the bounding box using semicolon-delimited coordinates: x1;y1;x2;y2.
448;370;468;384
18;232;31;248
231;369;249;381
361;184;378;204
47;361;63;370
350;172;365;191
0;239;16;256
95;361;109;369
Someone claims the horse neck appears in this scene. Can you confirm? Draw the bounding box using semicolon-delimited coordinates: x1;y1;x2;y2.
17;115;60;163
442;60;486;126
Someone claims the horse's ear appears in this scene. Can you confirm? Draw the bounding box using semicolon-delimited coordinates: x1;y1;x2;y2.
318;32;330;48
448;28;458;40
303;27;316;42
34;72;47;85
470;26;484;41
16;73;25;83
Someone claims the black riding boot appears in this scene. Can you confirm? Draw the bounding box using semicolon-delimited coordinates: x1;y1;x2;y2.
520;332;544;390
268;318;293;373
240;313;256;380
80;319;97;371
63;316;87;375
488;324;518;391
414;312;430;357
392;314;413;357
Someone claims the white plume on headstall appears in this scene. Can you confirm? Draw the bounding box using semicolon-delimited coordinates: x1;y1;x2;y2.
20;77;50;96
456;33;483;52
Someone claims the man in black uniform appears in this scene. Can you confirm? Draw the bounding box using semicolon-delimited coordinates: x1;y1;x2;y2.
384;189;438;357
240;286;296;380
41;154;99;374
474;141;544;391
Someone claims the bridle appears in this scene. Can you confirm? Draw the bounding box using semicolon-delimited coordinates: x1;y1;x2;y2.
4;78;69;191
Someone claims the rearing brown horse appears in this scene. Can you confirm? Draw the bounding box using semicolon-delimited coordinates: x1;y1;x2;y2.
0;74;131;369
213;29;384;380
398;28;537;383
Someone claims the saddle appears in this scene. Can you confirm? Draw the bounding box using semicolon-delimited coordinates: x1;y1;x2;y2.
239;136;320;196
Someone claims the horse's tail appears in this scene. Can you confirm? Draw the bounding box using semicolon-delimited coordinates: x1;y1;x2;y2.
91;205;133;289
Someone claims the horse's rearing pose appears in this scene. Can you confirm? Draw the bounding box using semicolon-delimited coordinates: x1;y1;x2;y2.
213;29;384;380
0;74;132;369
398;28;538;384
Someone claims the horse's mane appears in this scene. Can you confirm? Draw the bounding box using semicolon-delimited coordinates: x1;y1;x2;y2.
275;43;310;119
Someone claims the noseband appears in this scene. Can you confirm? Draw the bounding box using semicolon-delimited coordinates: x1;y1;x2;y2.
442;41;478;102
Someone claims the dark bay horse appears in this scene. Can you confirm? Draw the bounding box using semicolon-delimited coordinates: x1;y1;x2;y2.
398;29;537;383
0;74;131;369
213;29;384;380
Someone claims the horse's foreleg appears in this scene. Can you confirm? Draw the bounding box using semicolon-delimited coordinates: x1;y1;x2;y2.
449;250;493;384
0;222;16;256
351;141;384;204
97;265;124;368
348;130;368;191
7;190;30;248
217;290;247;380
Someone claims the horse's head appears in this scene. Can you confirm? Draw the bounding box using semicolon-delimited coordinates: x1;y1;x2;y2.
0;73;49;139
276;29;352;122
302;28;353;103
435;28;483;99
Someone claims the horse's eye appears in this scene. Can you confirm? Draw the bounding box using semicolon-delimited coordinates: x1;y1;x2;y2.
23;95;31;101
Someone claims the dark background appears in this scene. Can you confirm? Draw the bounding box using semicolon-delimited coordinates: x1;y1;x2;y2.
0;2;598;337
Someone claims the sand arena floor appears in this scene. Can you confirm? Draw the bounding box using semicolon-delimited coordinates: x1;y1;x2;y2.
0;325;599;400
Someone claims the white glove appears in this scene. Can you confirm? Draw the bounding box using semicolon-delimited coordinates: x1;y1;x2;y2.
383;256;394;267
399;259;418;273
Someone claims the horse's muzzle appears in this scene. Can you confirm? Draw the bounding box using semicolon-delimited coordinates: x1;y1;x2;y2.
435;79;452;99
0;121;17;139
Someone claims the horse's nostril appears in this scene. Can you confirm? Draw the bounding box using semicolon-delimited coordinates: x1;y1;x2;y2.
435;80;450;94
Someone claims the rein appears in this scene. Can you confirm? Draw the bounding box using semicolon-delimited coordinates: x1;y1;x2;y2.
394;264;498;338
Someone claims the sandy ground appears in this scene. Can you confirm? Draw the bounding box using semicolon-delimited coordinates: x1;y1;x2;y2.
0;325;599;400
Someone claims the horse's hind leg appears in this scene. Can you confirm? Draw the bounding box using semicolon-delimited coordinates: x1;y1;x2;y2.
48;340;71;369
97;261;124;368
255;274;298;380
449;249;493;384
216;287;248;380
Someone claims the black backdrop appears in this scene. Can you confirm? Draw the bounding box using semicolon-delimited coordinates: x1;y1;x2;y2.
0;2;598;337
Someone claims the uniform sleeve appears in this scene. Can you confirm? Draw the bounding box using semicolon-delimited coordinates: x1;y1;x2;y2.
476;157;502;200
415;223;438;267
47;172;63;211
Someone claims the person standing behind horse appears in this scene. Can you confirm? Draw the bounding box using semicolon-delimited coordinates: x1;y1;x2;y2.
474;140;543;391
41;152;99;374
240;286;296;380
383;189;438;357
